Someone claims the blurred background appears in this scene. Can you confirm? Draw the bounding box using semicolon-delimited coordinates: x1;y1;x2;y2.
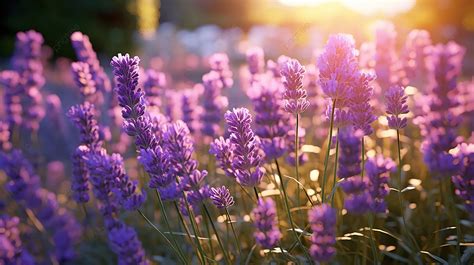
1;0;474;73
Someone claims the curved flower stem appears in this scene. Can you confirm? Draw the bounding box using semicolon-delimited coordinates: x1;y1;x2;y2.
253;186;260;201
274;158;313;263
361;136;365;177
154;190;188;264
173;201;202;258
368;214;379;265
181;193;207;265
396;130;421;258
136;209;187;264
225;208;242;257
330;128;340;207
203;210;216;260
321;98;337;203
203;204;232;265
295;113;301;222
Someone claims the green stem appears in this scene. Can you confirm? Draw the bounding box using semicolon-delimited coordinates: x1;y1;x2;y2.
253;186;260;201
330;128;340;207
173;201;200;256
225;208;242;257
203;209;216;260
321;98;337;203
274;159;313;263
368;214;379;265
154;190;188;264
137;209;186;263
203;204;232;265
443;180;462;264
295;113;301;222
182;193;207;265
361;136;365;178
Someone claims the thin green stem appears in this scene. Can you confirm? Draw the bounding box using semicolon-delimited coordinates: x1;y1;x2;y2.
154;190;188;264
203;204;232;265
137;209;186;263
173;201;200;255
253;186;260;201
368;214;379;265
443;180;462;264
225;208;242;257
295;113;301;222
361;136;365;178
330;128;340;207
321;98;337;203
274;159;313;263
203;210;216;260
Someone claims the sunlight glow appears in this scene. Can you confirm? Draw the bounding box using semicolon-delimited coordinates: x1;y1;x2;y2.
278;0;416;16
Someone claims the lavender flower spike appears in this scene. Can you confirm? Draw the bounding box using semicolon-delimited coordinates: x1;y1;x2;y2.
318;34;359;102
350;71;377;135
252;198;281;249
210;137;235;178
281;58;309;114
0;215;35;265
451;143;474;220
365;155;396;213
210;186;235;209
108;221;149;265
308;204;337;262
225;108;265;187
385;85;409;129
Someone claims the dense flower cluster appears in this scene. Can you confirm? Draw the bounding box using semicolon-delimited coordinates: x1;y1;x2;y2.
308;204;336;262
209;53;233;88
349;72;377;135
252;198;281;249
142;68;166;109
281;58;309;114
0;215;34;265
385;85;409;129
374;21;400;89
451;143;474;220
365;155;396;213
209;186;235;209
200;71;228;137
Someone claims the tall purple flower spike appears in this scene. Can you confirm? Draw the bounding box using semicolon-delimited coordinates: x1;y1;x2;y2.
143;68;166;108
451;143;474;220
308;204;336;262
281;58;310;114
108;221;149;265
252;198;281;249
0;215;35;265
209;53;233;88
225;108;265;187
318;34;359;103
365;155;396;213
200;71;228;137
350;71;377;135
209;186;235;209
210;137;236;178
385;85;409;129
374;21;399;89
246;47;264;76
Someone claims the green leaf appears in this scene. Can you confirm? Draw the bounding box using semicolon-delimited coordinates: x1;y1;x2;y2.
401;186;416;193
420;251;448;265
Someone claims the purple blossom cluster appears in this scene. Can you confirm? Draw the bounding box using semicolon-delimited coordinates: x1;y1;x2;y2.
210;186;235;209
142;68;166;109
0;215;34;265
308;204;336;262
385;85;409;129
252;198;281;249
280;58;309;114
451;143;474;220
209;53;233;88
200;71;228;137
365;155;396;213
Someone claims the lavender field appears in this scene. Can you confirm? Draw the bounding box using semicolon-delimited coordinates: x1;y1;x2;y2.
0;1;473;264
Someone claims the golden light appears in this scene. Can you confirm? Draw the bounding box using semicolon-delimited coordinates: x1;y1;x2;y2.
278;0;415;16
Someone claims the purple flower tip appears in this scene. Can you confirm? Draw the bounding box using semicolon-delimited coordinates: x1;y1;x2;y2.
209;186;234;208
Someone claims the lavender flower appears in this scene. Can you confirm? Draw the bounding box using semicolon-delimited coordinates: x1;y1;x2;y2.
71;146;90;203
374;21;399;89
0;121;12;152
0;150;81;262
108;221;149;265
67;102;102;150
71;31;111;92
0;71;22;128
252;198;281;249
451;143;474;220
225;108;265;187
210;137;236;178
71;61;102;105
143;68;166;108
365;155;396;213
209;53;233;88
180;88;201;134
350;71;377;135
403;29;432;86
340;177;371;214
318;34;359;103
200;71;228;137
337;128;362;179
385;85;409;129
246;47;264;76
248;78;287;160
280;58;309;114
308;204;336;262
210;186;234;209
0;215;34;265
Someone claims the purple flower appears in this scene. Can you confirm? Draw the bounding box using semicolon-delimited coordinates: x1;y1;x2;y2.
0;121;12;152
308;204;336;262
252;198;281;249
337;128;362;179
181;88;202;134
248;78;287;160
374;21;399;89
108;221;149;265
403;29;432;86
340;177;371;214
246;47;264;76
71;61;103;105
385;85;409;129
67;102;102;150
71;146;90;203
0;150;81;262
350;71;377;135
318;34;359;103
225;108;265;187
0;215;34;265
281;58;309;114
365;155;396;213
200;71;228;137
210;137;236;178
143;68;166;108
451;143;474;220
209;53;233;88
71;31;111;93
209;186;234;208
0;71;22;128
